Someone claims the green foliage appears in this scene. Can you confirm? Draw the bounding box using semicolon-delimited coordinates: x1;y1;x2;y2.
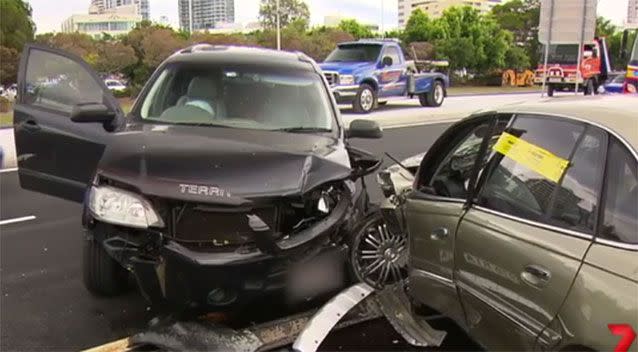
490;0;540;67
112;88;131;98
0;0;35;51
338;19;374;40
259;0;310;29
0;46;19;85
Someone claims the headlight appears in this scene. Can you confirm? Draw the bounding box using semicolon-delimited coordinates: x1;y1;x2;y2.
339;75;355;85
626;83;637;94
88;186;164;228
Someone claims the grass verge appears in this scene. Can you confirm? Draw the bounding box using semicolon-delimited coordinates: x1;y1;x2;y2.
447;86;541;96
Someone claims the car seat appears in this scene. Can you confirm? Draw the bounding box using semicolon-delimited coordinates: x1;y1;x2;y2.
177;77;226;118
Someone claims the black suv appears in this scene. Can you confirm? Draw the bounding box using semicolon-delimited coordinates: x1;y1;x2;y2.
13;44;383;311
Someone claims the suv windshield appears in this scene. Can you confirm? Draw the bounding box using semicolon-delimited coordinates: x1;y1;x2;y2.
138;64;334;132
325;44;382;63
545;44;579;64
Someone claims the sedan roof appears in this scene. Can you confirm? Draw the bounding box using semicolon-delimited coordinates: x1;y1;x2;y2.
489;95;638;154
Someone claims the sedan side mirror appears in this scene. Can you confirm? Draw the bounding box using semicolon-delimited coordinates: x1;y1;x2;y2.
347;119;383;139
382;56;393;67
71;103;116;123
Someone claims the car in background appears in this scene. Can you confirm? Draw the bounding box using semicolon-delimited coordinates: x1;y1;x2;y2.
367;96;637;351
104;79;127;92
602;72;626;93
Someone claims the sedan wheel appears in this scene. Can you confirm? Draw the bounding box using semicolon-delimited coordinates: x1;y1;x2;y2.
351;214;407;290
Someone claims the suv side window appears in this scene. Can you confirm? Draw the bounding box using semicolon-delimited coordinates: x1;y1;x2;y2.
424;115;510;200
23;48;105;114
477;115;586;224
599;139;638;244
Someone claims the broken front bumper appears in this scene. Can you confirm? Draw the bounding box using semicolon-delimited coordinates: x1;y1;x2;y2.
96;193;353;310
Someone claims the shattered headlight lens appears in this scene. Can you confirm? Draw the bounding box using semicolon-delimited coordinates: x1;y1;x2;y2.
88;186;164;229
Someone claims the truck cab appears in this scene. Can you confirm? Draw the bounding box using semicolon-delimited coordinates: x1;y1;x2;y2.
320;39;448;113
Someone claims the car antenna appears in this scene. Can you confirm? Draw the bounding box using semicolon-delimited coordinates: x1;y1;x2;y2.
384;152;415;176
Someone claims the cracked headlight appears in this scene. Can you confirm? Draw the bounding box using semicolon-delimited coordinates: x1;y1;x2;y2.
88;186;164;229
339;74;355;85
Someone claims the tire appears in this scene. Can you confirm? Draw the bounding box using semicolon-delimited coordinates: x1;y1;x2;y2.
547;84;555;97
348;211;407;290
419;80;445;107
352;84;377;114
83;232;129;297
584;79;595;96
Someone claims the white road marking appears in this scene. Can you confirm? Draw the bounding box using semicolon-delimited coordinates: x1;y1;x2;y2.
0;168;18;174
0;215;36;226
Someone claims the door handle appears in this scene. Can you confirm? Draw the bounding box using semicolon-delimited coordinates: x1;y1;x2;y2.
430;227;449;240
521;265;551;287
20;119;41;132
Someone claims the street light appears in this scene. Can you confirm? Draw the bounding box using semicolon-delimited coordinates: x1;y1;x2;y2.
276;0;281;50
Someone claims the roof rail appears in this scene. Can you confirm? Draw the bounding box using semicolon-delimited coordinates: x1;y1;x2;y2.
179;43;216;54
357;38;400;43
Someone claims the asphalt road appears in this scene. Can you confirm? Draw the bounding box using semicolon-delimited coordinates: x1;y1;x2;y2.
0;122;466;351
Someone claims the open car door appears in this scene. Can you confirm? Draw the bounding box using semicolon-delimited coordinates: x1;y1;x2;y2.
14;44;123;202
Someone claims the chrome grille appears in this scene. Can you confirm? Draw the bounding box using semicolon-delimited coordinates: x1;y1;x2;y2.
323;71;338;86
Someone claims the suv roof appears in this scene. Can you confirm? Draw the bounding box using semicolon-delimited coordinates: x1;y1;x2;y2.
165;44;318;72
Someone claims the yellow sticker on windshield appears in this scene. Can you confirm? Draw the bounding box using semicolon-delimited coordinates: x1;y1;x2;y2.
493;132;569;183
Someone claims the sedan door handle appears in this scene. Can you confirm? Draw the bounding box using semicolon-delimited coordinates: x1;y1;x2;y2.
430;227;449;240
20;119;41;132
521;265;551;287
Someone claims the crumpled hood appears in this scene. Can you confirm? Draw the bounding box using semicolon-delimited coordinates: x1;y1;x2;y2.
319;62;373;75
98;124;351;203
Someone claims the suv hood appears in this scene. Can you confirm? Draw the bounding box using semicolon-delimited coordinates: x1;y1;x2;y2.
319;62;374;75
98;124;351;203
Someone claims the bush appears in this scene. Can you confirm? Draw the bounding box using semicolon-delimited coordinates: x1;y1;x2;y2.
112;88;131;98
0;96;11;113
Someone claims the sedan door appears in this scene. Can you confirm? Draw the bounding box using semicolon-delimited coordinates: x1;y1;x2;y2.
405;114;507;325
455;115;607;350
14;44;122;202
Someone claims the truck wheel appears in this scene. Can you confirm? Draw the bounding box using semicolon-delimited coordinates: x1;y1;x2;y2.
349;212;407;290
353;84;377;114
83;232;129;297
584;79;595;96
420;81;445;107
547;84;555;97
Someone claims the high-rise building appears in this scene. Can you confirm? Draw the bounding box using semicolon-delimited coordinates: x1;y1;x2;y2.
104;0;150;21
629;0;638;26
90;0;105;13
398;0;502;27
178;0;235;32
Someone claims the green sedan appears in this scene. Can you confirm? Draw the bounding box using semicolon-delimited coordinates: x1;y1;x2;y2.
377;96;637;351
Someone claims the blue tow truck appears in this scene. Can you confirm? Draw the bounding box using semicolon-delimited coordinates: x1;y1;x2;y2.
319;39;450;113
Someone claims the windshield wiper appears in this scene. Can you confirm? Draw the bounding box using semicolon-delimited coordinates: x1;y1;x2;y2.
273;127;332;133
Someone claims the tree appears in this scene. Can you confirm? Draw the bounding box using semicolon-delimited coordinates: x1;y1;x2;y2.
36;32;97;62
402;9;435;43
338;19;374;40
0;46;19;85
0;0;35;51
491;0;540;67
94;42;137;74
259;0;310;29
596;16;616;38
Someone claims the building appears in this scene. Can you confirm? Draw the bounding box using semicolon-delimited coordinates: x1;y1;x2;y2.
178;0;235;32
104;0;150;21
398;0;502;27
62;5;142;38
629;0;638;27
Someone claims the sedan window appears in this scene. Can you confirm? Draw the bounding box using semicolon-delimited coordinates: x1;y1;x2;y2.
477;115;586;224
599;139;638;244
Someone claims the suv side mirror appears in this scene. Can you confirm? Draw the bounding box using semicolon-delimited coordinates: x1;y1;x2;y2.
347;119;383;139
71;103;116;123
382;56;393;67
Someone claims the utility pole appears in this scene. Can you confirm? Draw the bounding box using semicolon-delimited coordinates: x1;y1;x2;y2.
381;0;385;37
189;0;193;33
276;0;281;50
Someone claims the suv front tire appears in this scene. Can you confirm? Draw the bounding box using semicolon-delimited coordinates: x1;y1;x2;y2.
83;232;129;297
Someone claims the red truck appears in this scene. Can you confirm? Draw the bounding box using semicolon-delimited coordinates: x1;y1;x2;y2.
534;37;611;96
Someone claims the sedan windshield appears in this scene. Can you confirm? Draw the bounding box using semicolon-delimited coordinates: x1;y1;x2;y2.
325;44;382;63
138;64;334;132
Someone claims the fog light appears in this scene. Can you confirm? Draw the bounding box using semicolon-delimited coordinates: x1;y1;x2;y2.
207;288;237;306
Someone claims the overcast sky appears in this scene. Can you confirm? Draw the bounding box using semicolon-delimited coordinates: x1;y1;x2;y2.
28;0;629;34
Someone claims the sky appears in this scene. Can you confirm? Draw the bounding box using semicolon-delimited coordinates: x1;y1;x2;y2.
28;0;629;34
